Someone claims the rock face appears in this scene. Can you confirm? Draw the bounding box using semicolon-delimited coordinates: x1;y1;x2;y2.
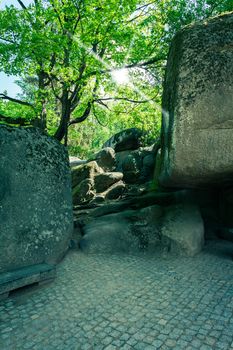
160;12;233;188
0;126;73;273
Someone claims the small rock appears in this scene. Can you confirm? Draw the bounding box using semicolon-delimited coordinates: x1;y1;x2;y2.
105;181;126;200
94;172;123;193
71;161;103;188
72;178;95;205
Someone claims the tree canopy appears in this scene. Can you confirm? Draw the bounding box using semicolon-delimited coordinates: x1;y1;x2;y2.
0;0;232;156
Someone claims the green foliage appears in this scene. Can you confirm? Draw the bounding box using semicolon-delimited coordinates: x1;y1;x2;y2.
0;99;32;119
0;0;232;157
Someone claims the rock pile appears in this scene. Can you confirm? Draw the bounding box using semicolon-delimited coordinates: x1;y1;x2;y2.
71;129;204;257
71;128;159;206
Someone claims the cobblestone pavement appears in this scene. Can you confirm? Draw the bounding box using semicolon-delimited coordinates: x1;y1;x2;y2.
0;240;233;350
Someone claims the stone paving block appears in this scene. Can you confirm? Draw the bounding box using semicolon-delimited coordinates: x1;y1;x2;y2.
0;240;233;350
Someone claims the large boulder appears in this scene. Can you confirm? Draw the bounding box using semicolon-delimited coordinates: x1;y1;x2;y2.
159;12;233;188
103;128;144;152
0;126;73;273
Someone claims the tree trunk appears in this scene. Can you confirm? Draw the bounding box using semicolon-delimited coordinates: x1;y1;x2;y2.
54;88;71;143
38;71;47;130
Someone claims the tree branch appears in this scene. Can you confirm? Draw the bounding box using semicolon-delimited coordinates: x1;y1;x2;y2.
95;97;152;104
70;57;87;107
95;99;110;109
86;54;165;78
135;2;155;12
69;101;92;125
72;15;81;34
0;94;35;109
50;2;64;30
127;54;166;68
92;104;108;127
17;0;27;10
48;77;62;101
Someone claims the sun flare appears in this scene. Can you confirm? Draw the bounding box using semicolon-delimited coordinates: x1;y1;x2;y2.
111;68;129;85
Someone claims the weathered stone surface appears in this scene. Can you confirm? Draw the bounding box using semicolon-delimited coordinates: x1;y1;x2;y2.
103;128;144;152
115;150;132;171
78;191;177;221
122;154;139;172
71;161;103;188
72;178;95;205
141;154;155;182
94;172;123;193
0;126;73;273
153;148;162;186
95;147;116;171
123;170;140;184
143;153;154;169
70;219;83;249
122;154;140;184
161;204;204;256
115;144;158;184
90;195;105;204
69;156;87;168
80;205;163;254
105;180;126;200
160;12;233;188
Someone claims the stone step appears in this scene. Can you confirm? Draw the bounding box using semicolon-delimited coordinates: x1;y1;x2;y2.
0;263;56;300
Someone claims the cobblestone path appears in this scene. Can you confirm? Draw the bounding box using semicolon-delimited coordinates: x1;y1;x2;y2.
0;240;233;350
